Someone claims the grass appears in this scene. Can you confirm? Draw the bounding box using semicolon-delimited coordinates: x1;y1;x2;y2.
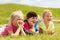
0;22;60;40
0;4;60;40
0;4;60;24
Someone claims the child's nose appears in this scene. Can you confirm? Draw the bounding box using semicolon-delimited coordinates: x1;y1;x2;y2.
49;16;52;19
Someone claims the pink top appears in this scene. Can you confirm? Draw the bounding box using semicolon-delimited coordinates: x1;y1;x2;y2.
1;24;17;35
24;22;31;30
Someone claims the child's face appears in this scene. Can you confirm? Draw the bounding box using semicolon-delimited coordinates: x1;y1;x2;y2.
43;13;52;22
12;16;24;27
27;17;37;26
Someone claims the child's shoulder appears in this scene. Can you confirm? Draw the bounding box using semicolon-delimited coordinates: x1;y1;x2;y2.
6;24;14;29
24;21;28;26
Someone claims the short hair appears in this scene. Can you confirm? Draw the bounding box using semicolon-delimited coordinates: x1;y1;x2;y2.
26;11;37;19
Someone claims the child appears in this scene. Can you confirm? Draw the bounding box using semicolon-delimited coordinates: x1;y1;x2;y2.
24;11;38;34
0;10;26;36
39;9;55;35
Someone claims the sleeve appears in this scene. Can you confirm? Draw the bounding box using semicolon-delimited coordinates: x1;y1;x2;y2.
34;21;39;31
0;25;9;35
23;22;29;30
39;21;46;31
5;24;13;35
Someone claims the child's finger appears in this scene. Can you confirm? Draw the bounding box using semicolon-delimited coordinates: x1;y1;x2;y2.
17;20;24;27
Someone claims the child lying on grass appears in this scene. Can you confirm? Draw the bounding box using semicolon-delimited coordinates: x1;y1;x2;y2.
0;10;26;36
24;11;39;34
39;9;55;35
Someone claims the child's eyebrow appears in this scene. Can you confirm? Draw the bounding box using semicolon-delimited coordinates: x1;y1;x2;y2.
17;18;24;21
32;17;37;18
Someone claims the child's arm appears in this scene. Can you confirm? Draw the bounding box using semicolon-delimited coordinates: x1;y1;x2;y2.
48;30;55;35
8;25;22;36
11;26;26;36
20;27;26;35
30;26;35;33
6;29;15;36
12;27;21;36
39;27;44;33
48;22;55;35
14;20;26;36
29;22;35;33
7;27;21;37
7;21;25;36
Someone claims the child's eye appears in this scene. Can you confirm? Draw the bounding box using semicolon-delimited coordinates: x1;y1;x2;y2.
46;16;52;18
47;16;49;17
50;16;52;17
17;19;21;20
32;17;37;19
17;19;23;21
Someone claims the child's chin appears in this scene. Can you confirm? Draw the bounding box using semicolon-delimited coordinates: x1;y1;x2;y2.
48;19;52;21
33;21;36;23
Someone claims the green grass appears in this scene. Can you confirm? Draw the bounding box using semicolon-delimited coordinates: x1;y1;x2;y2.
0;4;60;40
0;22;60;40
0;4;60;24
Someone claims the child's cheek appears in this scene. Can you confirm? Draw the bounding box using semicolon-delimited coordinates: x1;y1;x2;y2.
33;20;36;23
30;22;34;27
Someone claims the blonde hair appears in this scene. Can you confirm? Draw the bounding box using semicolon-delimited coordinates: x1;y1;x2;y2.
10;10;24;22
42;9;52;18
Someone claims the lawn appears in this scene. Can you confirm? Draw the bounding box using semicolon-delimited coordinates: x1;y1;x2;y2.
0;22;60;40
0;4;60;40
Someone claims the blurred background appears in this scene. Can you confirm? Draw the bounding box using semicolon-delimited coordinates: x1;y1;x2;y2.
0;0;60;8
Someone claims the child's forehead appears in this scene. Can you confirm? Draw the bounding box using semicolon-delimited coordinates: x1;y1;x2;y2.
46;13;52;16
44;12;52;16
15;15;24;19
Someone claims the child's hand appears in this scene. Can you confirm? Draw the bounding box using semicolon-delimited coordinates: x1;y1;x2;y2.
30;22;34;27
39;27;44;33
48;30;55;35
10;33;19;37
17;20;24;27
30;28;35;32
29;21;34;27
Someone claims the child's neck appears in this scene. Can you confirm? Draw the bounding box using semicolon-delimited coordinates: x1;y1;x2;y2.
44;20;50;29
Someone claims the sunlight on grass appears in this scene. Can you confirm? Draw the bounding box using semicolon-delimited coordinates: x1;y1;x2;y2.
0;4;60;40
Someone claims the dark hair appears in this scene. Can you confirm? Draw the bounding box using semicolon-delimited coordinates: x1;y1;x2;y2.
26;11;37;19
